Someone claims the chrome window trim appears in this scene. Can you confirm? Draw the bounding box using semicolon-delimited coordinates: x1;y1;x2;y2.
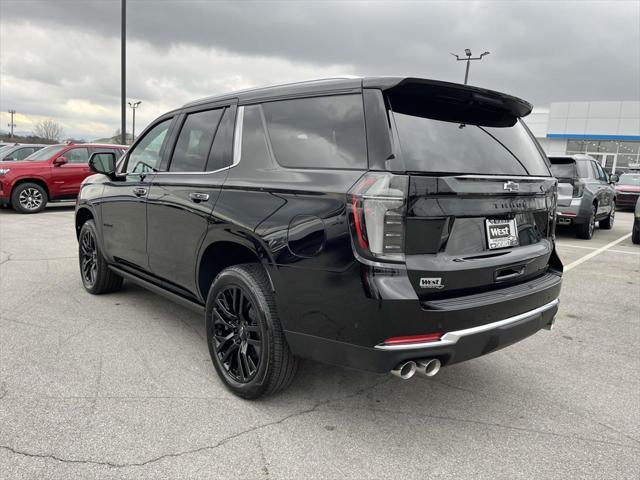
374;298;559;351
153;105;244;176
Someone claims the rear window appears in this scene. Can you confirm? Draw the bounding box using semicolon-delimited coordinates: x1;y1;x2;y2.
25;145;66;161
550;162;577;179
392;112;550;176
262;94;367;169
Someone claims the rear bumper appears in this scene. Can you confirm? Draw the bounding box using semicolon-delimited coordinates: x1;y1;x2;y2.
286;298;558;373
556;200;589;224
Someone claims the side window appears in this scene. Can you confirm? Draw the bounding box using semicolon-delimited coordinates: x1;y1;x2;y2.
595;162;607;181
126;118;172;174
15;148;35;160
170;109;223;172
262;94;367;169
241;105;271;166
206;108;235;171
65;147;90;164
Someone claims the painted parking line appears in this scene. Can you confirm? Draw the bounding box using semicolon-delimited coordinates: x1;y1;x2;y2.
564;233;633;272
558;243;640;255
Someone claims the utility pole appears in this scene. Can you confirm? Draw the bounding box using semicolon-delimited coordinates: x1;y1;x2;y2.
450;49;490;84
121;0;127;145
7;110;16;138
128;101;141;144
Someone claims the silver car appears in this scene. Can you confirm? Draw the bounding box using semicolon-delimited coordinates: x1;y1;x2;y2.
549;154;616;239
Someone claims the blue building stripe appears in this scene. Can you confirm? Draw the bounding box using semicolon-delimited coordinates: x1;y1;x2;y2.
546;133;640;141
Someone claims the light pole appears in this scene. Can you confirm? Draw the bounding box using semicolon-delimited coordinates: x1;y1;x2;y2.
121;0;126;145
7;110;16;138
450;49;490;84
128;101;141;144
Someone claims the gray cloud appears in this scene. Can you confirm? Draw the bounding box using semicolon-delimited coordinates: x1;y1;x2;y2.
1;0;638;138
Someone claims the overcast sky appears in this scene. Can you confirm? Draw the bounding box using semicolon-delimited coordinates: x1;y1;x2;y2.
1;0;638;140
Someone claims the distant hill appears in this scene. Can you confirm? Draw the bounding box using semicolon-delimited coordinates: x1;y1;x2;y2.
93;132;133;145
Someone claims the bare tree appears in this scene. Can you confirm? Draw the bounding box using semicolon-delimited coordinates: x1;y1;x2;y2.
33;119;65;142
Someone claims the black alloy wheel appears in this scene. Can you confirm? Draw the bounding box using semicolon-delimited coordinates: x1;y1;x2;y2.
205;264;298;399
212;285;263;383
77;220;123;294
80;228;98;287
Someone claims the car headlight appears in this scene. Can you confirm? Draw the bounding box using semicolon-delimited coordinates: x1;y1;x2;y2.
0;168;10;176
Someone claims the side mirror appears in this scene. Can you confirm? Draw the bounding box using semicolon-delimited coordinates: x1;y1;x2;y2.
609;173;619;183
89;152;116;176
53;156;68;166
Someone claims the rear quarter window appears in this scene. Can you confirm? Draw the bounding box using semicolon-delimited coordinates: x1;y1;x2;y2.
262;94;367;169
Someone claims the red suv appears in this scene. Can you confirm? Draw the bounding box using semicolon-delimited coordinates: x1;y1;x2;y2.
0;143;127;213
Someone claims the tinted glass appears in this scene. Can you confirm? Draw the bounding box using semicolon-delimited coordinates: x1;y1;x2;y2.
262;94;367;169
594;162;607;181
65;147;90;163
575;161;590;178
207;108;234;171
618;174;640;186
24;145;66;161
241;105;271;165
170;109;223;172
392;113;550;176
126;119;172;173
550;163;576;179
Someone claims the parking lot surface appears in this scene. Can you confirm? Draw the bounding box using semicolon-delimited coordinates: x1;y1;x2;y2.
1;205;639;479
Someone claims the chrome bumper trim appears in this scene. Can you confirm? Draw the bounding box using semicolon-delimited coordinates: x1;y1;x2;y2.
375;298;559;351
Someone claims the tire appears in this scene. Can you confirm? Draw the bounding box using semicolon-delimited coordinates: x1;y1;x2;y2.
576;205;596;239
633;221;640;245
599;202;615;230
11;182;48;214
78;220;123;294
205;264;298;399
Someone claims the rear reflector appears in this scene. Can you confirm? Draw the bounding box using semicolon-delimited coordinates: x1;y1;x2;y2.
559;211;577;217
383;333;443;345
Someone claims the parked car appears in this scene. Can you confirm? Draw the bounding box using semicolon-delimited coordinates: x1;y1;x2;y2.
0;143;127;213
614;173;640;209
0;143;46;162
76;77;562;399
549;154;616;239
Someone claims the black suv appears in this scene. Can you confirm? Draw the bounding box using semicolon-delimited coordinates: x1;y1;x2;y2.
76;77;562;398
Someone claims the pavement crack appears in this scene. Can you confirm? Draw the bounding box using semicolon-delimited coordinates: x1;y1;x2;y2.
0;377;390;469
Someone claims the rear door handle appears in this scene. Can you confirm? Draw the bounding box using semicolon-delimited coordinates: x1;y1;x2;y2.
189;192;210;203
133;186;148;197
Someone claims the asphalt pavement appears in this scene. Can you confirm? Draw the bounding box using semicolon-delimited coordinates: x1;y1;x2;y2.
0;204;638;479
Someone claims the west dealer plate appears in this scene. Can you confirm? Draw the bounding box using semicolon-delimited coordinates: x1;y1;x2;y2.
486;218;519;249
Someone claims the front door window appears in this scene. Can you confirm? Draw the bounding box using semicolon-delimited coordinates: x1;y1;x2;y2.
125;119;172;174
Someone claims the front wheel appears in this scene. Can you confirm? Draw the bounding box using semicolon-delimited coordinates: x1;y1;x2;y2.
78;220;123;294
576;205;596;239
633;221;640;245
205;264;298;399
11;183;48;214
599;202;615;229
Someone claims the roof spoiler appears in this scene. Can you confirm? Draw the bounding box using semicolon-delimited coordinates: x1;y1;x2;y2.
368;77;533;127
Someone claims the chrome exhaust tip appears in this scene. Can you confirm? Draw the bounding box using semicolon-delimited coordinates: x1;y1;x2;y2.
391;361;417;380
416;358;441;377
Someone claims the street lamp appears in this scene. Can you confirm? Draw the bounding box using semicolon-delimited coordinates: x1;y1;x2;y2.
127;100;141;144
450;49;490;84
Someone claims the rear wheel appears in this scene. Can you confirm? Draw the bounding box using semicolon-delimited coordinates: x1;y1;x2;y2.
11;183;48;214
78;220;123;294
576;205;596;239
599;202;615;229
205;264;298;399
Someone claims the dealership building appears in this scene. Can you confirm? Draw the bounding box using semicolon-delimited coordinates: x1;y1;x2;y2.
524;101;640;174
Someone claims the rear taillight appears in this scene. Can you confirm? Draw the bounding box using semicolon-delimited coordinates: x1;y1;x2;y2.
572;180;584;198
348;173;408;263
